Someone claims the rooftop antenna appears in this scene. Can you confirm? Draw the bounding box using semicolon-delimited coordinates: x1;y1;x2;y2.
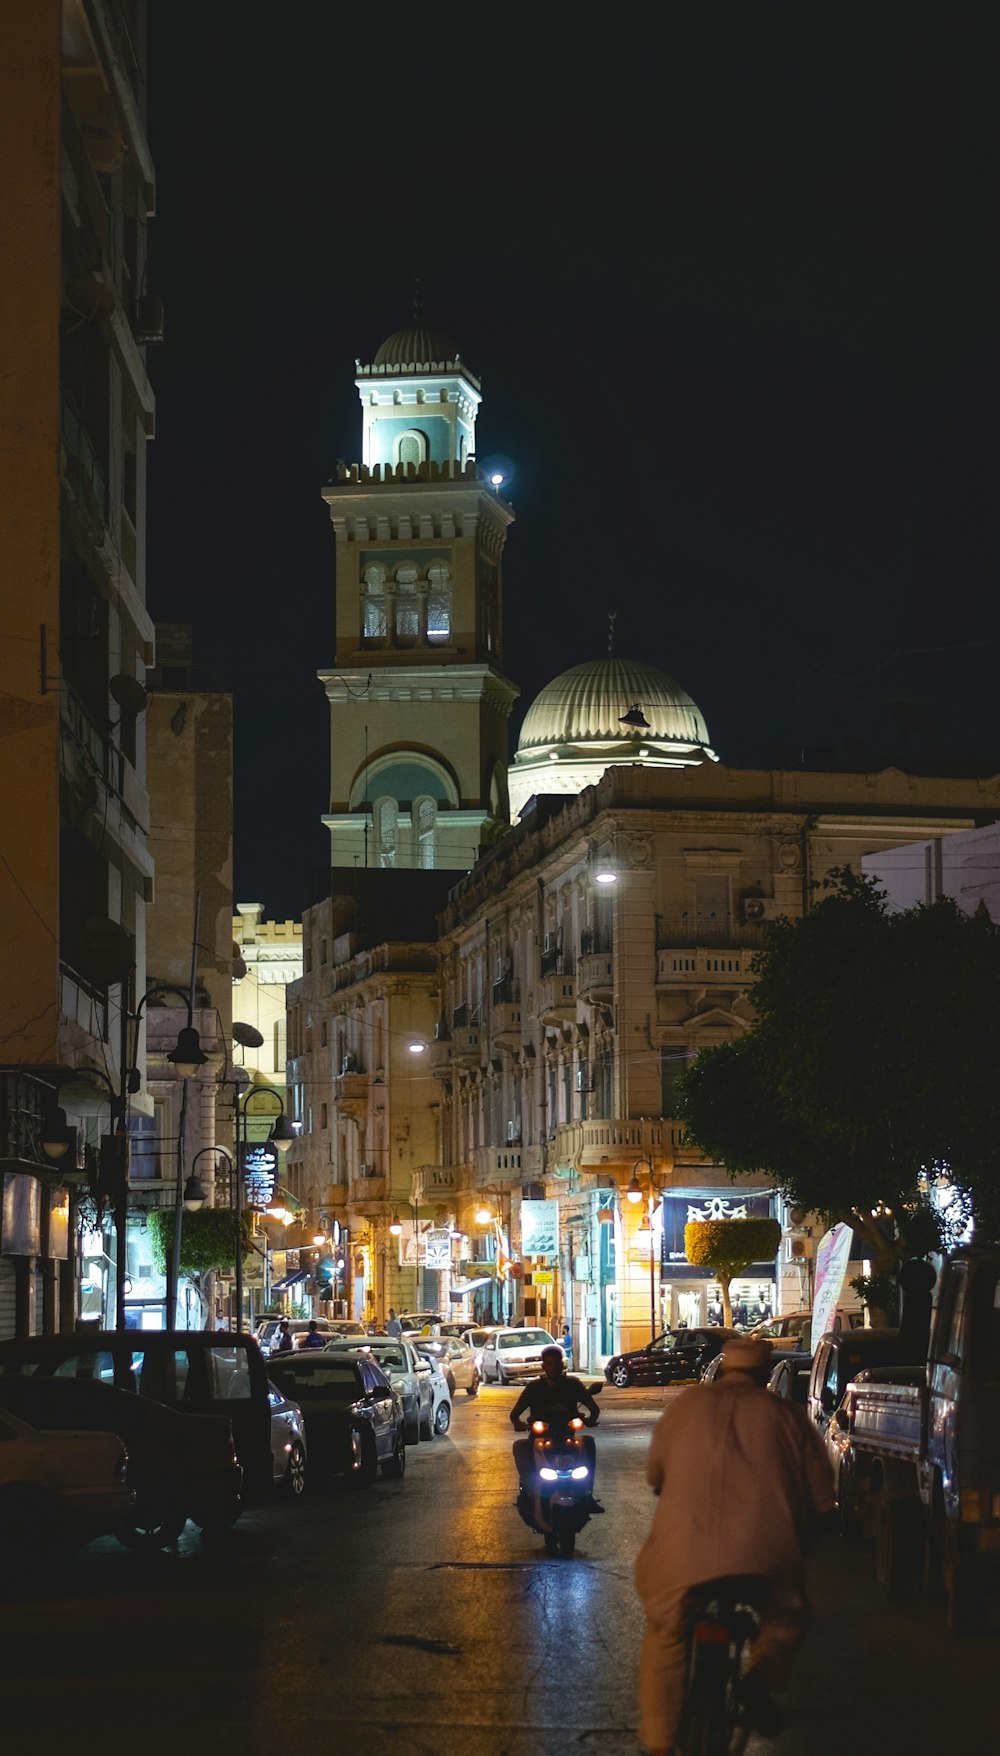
608;611;617;657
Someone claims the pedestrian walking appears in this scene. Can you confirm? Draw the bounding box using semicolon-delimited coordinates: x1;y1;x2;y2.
386;1307;402;1337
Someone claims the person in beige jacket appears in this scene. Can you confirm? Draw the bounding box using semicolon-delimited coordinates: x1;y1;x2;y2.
634;1336;835;1754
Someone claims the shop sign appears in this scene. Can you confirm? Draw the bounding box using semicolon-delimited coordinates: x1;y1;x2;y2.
241;1141;278;1211
521;1198;559;1257
660;1193;774;1275
533;1269;554;1287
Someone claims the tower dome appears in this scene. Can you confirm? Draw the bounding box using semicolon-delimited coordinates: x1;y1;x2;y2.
509;656;717;819
371;325;459;369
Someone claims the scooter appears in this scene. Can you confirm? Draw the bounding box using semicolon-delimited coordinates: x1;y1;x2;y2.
515;1407;599;1557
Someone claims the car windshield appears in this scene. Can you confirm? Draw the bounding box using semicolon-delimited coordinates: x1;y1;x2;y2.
499;1331;552;1349
360;1345;406;1370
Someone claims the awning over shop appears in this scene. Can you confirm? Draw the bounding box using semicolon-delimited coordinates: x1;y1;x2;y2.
448;1276;495;1302
271;1269;308;1292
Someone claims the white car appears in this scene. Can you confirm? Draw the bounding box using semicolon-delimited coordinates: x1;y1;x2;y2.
460;1326;505;1372
0;1405;133;1560
258;1318;338;1358
413;1336;480;1398
480;1328;563;1384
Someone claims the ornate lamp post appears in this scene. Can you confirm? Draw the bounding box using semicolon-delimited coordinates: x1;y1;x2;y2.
628;1155;661;1343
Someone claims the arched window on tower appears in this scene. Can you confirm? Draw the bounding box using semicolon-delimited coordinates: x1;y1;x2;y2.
375;796;397;868
393;429;427;469
362;564;388;644
414;796;437;869
394;564;420;646
426;564;451;645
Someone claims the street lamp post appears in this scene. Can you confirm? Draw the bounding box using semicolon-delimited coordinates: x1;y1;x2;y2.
627;1155;661;1343
169;1146;233;1329
235;1085;295;1333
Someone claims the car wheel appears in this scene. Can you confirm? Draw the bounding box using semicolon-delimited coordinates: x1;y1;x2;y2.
433;1400;451;1436
381;1431;406;1479
350;1424;378;1489
419;1402;434;1441
610;1362;633;1388
496;1366;508;1386
280;1441;307;1500
466;1372;480;1397
119;1502;187;1550
445;1371;457;1397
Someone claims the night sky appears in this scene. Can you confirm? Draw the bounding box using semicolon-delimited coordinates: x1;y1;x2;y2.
146;8;1000;920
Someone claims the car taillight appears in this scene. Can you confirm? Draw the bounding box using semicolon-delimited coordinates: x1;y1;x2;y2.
115;1448;128;1484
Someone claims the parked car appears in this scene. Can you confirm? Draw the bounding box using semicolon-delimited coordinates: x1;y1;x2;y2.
420;1351;453;1435
0;1331;276;1499
327;1337;435;1441
324;1319;368;1339
700;1352;726;1384
415;1337;481;1397
266;1352;405;1484
0;1375;243;1548
744;1311;815;1350
480;1328;563;1384
0;1404;133;1563
766;1350;813;1405
266;1382;308;1498
398;1312;443;1336
605;1329;736;1388
461;1326;504;1371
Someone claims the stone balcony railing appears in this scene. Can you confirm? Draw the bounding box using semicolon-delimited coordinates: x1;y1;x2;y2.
576;953;614;1003
538;973;576;1020
656;947;752;985
333;1072;370;1120
411;1163;468;1204
348;1171;386;1206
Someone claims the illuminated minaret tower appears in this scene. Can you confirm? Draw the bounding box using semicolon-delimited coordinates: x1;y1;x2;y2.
319;324;517;871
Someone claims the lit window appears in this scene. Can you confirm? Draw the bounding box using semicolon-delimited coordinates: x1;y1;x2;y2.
376;797;397;868
426;564;451;645
415;797;436;869
362;564;388;643
394;430;426;468
394;565;419;646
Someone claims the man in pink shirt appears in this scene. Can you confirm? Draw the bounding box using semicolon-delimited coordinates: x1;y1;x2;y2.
634;1336;835;1754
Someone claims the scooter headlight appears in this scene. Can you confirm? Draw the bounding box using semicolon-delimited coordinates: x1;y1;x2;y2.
539;1467;559;1481
571;1465;589;1479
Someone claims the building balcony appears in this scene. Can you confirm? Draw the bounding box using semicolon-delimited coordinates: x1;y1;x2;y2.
430;1037;453;1080
412;1163;468;1204
577;953;614;1004
327;1181;348;1208
474;1145;525;1189
452;1025;481;1067
491;1002;522;1047
538;973;576;1021
349;1170;387;1207
656;947;752;985
333;1072;370;1120
547;1117;686;1176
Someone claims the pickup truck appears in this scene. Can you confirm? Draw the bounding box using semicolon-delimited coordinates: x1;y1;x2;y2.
843;1247;1000;1633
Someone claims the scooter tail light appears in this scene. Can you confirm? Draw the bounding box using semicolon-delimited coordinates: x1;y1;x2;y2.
531;1420;549;1434
569;1417;584;1430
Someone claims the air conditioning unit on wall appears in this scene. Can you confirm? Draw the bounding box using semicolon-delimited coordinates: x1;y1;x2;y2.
785;1234;815;1261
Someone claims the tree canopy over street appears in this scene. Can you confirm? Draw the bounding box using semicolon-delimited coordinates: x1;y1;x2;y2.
678;870;1000;1292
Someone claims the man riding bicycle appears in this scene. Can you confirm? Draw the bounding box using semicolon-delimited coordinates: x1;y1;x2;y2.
634;1336;835;1754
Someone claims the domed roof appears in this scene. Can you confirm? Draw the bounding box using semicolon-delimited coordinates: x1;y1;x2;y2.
517;657;712;754
371;325;461;369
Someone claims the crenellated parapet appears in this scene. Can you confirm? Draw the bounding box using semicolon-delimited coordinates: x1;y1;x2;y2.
332;459;485;486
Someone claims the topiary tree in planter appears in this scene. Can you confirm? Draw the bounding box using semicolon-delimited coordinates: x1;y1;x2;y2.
147;1208;251;1328
684;1216;781;1328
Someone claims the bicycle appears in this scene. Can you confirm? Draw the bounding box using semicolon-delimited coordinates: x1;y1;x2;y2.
676;1573;770;1756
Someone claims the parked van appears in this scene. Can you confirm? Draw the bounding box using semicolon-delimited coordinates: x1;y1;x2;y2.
0;1331;274;1497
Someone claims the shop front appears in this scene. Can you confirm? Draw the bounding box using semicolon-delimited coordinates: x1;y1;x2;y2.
659;1191;778;1329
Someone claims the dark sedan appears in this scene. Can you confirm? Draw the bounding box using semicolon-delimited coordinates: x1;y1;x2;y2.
604;1328;736;1388
266;1352;406;1486
0;1375;242;1548
767;1350;813;1405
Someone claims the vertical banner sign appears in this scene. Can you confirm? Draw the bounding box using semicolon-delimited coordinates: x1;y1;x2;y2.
811;1223;855;1351
242;1141;278;1211
521;1199;559;1257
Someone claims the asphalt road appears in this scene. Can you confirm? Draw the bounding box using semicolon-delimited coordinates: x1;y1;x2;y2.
1;1382;997;1755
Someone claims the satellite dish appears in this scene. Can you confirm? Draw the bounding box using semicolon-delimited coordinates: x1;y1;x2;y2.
232;1022;264;1050
110;674;148;718
82;917;134;984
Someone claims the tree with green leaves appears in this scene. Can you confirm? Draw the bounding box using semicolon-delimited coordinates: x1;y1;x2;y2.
678;869;1000;1317
684;1217;781;1326
147;1208;250;1328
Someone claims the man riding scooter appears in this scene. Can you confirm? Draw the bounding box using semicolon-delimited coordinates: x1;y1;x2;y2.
510;1345;603;1509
